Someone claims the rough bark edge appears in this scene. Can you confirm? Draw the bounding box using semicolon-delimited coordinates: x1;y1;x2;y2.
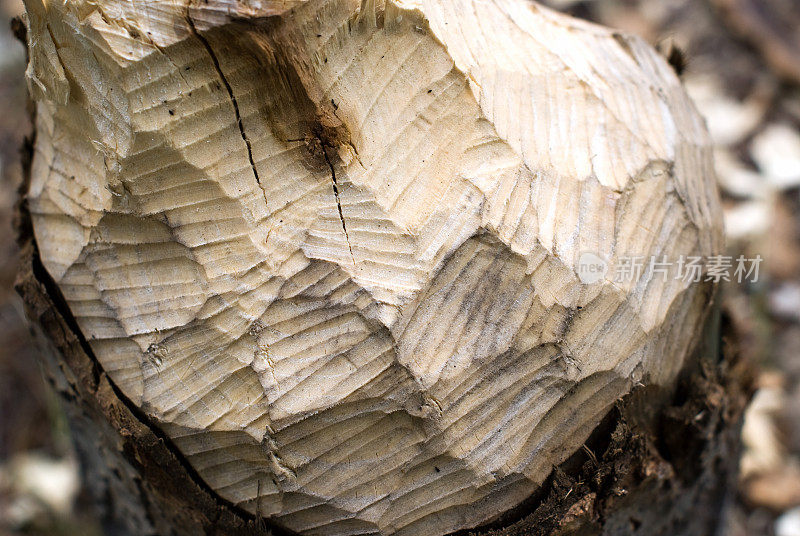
11;16;751;536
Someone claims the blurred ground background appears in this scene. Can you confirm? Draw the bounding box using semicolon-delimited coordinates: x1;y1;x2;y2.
0;0;799;534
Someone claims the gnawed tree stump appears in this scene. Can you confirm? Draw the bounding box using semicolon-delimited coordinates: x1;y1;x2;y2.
16;0;739;535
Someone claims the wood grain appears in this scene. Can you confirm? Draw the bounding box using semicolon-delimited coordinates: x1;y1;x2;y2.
22;0;723;534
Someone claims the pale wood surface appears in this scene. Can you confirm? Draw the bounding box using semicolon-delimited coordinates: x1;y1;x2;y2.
23;0;723;534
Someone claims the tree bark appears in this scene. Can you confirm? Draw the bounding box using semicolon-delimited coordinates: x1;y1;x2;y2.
14;1;749;535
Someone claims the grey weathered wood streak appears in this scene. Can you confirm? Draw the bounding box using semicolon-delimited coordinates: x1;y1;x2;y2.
21;0;724;534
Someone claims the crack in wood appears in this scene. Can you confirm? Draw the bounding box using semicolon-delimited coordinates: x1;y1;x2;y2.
317;136;356;266
185;15;268;206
